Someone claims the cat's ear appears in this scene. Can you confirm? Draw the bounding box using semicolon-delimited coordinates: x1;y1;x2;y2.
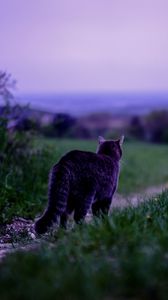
98;136;105;144
119;135;125;146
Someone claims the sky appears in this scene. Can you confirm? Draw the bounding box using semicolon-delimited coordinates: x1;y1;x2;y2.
0;0;168;93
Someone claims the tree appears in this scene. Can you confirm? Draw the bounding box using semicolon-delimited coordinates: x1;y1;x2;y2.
0;71;16;157
145;110;168;143
128;115;145;140
52;113;77;137
0;71;16;106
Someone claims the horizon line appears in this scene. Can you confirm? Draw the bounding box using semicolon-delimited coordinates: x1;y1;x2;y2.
15;90;168;96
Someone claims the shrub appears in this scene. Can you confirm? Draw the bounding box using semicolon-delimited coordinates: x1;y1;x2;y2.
52;113;77;137
0;71;54;223
0;117;54;223
128;116;145;140
145;110;168;143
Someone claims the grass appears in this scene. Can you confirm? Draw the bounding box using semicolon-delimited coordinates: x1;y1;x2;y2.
41;138;168;194
1;137;168;222
1;137;168;299
0;190;168;299
0;136;52;223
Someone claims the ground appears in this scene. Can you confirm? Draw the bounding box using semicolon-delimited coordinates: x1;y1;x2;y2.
0;139;168;299
0;182;167;259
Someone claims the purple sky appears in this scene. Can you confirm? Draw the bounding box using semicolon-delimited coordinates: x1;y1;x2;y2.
1;0;168;93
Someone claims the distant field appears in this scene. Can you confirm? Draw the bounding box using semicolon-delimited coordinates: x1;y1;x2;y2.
17;92;168;115
41;138;168;194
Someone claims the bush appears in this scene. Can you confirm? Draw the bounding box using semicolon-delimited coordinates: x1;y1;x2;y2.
128;111;168;144
145;110;168;143
128;116;145;140
0;71;54;223
52;113;77;137
0;120;53;223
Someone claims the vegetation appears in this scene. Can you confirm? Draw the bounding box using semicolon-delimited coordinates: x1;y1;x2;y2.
1;73;168;142
0;191;168;299
1;71;168;299
45;139;168;194
0;131;52;223
128;110;168;143
0;134;168;299
0;73;168;299
0;136;168;224
0;72;52;223
0;71;16;102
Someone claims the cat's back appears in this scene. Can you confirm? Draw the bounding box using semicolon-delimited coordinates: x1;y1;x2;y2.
57;150;119;196
60;149;107;164
60;150;97;163
58;149;118;175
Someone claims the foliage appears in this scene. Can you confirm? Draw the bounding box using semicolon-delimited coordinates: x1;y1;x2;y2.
0;71;16;104
38;109;168;142
129;110;168;143
0;126;53;223
128;115;145;140
0;71;54;223
52;113;77;137
0;134;168;298
0;191;168;299
1;136;168;224
11;115;39;132
145;110;168;143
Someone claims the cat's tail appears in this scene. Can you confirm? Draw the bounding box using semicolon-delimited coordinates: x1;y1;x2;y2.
35;164;70;234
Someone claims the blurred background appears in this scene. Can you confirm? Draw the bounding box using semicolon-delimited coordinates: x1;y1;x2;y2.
1;2;168;297
0;0;168;142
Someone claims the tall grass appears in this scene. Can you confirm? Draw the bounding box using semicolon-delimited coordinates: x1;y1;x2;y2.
0;124;53;223
0;191;168;299
1;134;168;299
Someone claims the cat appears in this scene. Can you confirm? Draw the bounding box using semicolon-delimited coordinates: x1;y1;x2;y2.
34;135;124;234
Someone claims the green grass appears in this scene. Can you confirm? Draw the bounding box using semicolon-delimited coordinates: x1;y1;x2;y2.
1;138;168;299
1;137;168;223
119;141;168;194
41;138;168;194
1;190;168;299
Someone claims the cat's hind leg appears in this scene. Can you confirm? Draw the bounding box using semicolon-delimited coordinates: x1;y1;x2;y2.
74;192;95;224
60;196;75;229
92;198;112;218
34;209;58;234
60;212;68;229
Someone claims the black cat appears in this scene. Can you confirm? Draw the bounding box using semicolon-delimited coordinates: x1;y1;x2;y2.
35;136;124;234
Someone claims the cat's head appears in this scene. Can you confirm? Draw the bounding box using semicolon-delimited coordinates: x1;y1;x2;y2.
97;135;124;160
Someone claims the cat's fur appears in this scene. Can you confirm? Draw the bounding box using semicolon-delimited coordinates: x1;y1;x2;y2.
35;136;124;234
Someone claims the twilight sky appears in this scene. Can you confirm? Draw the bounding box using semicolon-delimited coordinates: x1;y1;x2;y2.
0;0;168;93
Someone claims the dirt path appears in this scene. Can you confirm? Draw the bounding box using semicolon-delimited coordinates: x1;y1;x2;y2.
0;183;168;260
112;183;168;208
